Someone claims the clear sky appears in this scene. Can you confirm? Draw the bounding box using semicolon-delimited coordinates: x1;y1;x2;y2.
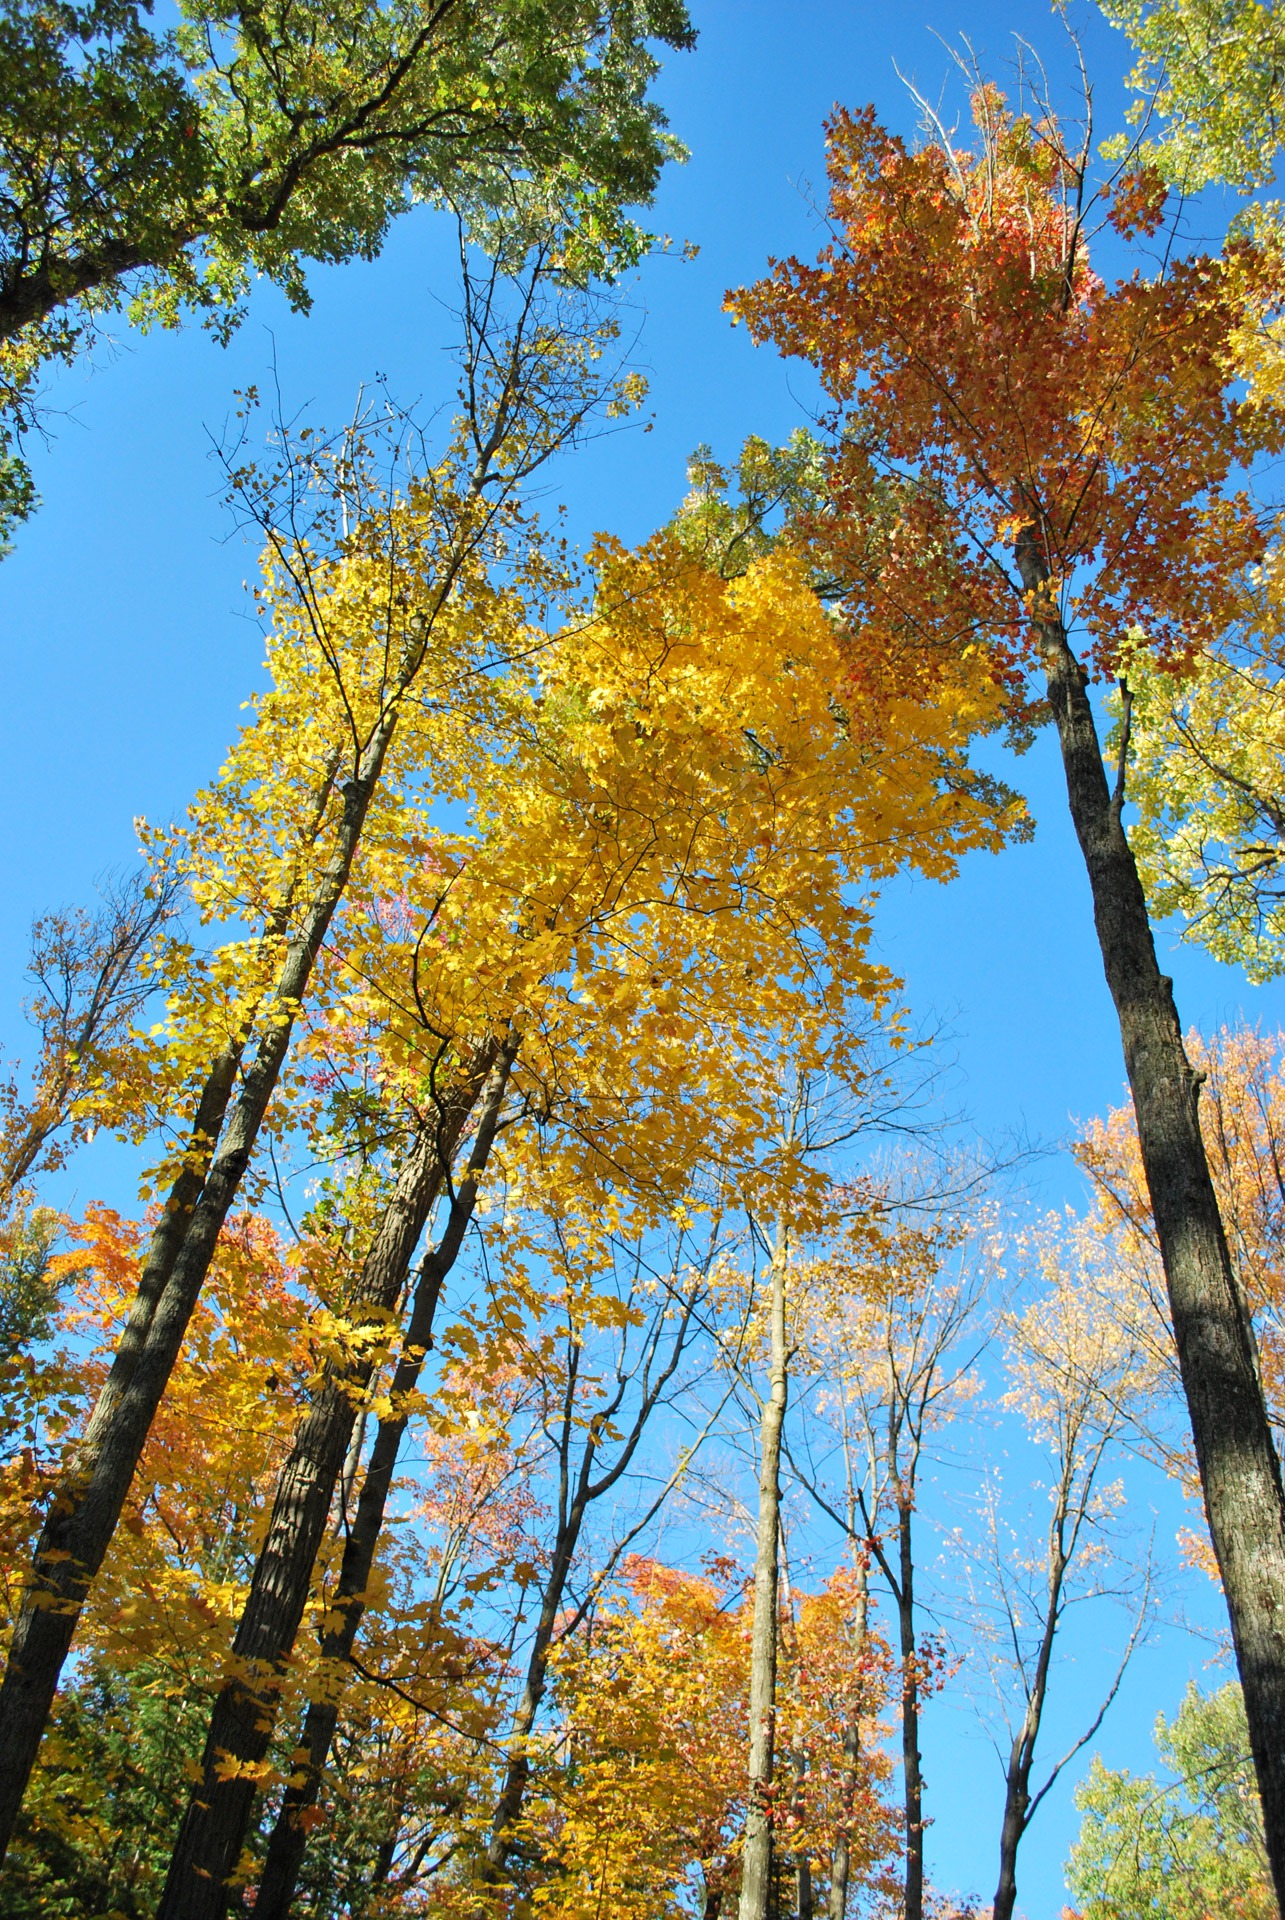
1;1;1280;1911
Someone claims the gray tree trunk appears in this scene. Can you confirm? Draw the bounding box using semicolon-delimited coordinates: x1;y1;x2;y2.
157;1043;505;1920
251;1044;515;1920
739;1241;788;1920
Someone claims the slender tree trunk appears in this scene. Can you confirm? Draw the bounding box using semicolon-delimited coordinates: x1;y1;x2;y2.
795;1851;813;1920
990;1539;1064;1920
895;1493;924;1920
739;1241;789;1920
158;1044;503;1920
1017;525;1285;1900
252;1044;516;1920
480;1284;698;1888
781;1571;812;1920
827;1555;868;1920
482;1459;593;1878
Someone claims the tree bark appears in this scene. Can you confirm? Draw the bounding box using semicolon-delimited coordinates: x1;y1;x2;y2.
1018;523;1285;1903
157;1043;503;1920
251;1043;516;1920
990;1522;1065;1920
739;1241;788;1920
895;1493;924;1920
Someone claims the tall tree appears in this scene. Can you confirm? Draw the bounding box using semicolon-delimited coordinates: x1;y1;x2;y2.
157;1047;512;1919
973;1228;1156;1920
738;1226;790;1920
534;1557;898;1920
731;81;1285;1897
792;1199;991;1920
0;240;619;1855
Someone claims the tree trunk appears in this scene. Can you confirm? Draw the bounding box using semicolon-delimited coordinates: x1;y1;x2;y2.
251;1043;516;1920
739;1241;789;1920
1019;524;1285;1902
990;1510;1067;1920
827;1555;868;1920
0;235;188;343
157;1044;504;1920
482;1425;594;1879
895;1494;924;1920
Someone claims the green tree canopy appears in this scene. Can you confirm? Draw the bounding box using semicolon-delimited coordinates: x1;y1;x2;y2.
1101;0;1285;189
1066;1681;1278;1920
0;0;694;545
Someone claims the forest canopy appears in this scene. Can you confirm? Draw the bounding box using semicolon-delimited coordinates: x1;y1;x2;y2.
2;4;1285;1919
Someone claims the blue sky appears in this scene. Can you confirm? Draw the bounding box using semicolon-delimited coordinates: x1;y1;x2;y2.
1;0;1280;1911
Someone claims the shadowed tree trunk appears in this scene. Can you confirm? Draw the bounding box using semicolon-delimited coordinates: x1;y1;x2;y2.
251;1042;517;1920
1018;516;1285;1901
156;1043;507;1920
739;1235;789;1920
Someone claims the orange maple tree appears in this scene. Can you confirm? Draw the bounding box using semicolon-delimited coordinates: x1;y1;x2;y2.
730;81;1285;1895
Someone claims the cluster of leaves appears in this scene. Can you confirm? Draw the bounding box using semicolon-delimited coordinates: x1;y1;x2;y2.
1068;1681;1275;1920
0;0;695;544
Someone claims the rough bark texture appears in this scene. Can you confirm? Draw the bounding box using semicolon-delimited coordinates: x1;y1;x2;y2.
251;1046;516;1920
739;1245;788;1920
157;1045;502;1920
1018;524;1285;1902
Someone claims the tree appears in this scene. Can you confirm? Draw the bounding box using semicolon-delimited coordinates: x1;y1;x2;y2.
532;1557;898;1920
0;0;695;547
738;1224;790;1920
1113;603;1285;984
157;1048;513;1919
0;237;623;1857
476;1218;711;1900
969;1226;1156;1920
730;78;1285;1898
1099;0;1285;190
1;1203;313;1913
791;1190;993;1920
1067;1680;1278;1920
0;863;182;1222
